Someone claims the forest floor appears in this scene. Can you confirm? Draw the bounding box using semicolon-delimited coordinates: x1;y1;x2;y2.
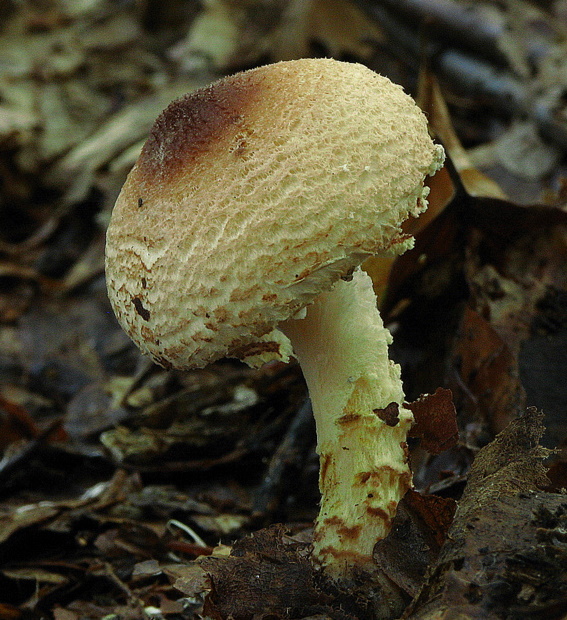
1;1;567;618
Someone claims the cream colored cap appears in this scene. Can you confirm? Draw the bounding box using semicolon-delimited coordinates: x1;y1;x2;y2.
105;58;444;369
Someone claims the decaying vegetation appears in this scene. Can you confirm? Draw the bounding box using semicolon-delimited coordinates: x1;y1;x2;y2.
1;1;567;618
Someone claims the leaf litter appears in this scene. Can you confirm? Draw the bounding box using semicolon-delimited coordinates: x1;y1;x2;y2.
0;0;567;618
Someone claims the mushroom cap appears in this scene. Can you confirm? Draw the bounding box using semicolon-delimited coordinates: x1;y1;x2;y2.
105;58;444;369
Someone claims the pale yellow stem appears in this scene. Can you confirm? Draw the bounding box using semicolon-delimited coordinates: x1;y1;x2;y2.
280;267;412;577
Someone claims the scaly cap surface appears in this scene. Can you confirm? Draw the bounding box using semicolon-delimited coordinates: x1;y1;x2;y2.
105;58;444;369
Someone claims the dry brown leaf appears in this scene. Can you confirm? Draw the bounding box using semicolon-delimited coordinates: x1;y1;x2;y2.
449;306;525;434
407;388;459;455
417;67;507;200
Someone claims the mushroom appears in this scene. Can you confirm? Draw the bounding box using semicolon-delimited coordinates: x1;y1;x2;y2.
105;58;445;578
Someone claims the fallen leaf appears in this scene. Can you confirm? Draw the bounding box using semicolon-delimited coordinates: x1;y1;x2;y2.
407;388;459;454
449;306;525;434
374;490;456;599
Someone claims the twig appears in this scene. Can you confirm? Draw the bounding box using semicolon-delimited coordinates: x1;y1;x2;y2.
364;0;526;67
167;518;208;548
251;398;315;522
358;0;567;149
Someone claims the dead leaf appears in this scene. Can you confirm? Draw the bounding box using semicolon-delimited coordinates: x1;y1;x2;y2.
407;388;459;455
417;68;507;200
0;502;61;545
449;306;525;434
374;490;456;599
310;0;384;59
172;0;382;72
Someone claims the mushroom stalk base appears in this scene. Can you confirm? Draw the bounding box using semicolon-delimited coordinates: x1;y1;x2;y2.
280;268;413;577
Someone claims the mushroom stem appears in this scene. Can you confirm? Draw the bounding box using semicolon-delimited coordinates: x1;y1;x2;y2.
279;267;413;577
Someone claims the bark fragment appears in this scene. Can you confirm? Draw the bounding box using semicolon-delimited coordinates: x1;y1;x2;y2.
405;408;566;619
